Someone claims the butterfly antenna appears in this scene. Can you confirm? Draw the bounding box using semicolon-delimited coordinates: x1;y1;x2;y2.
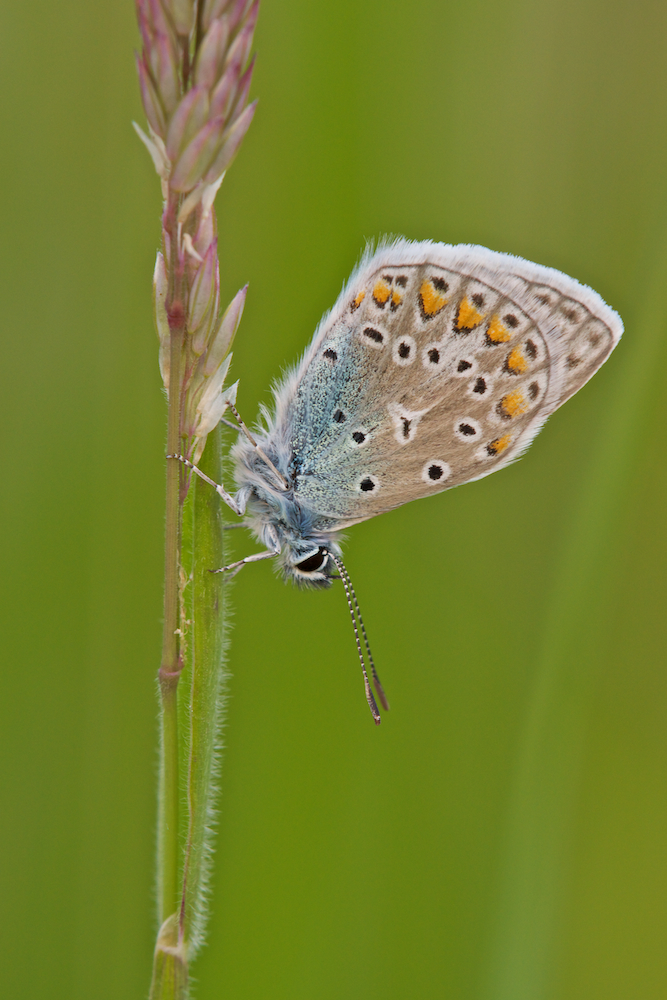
228;403;290;491
335;556;390;712
331;553;382;724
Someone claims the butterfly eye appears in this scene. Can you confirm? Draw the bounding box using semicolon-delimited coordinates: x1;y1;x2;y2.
294;547;328;573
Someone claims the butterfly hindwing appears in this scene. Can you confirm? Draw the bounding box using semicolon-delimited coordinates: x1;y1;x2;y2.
278;240;622;526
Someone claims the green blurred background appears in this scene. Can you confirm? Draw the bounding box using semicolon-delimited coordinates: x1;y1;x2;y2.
2;1;667;997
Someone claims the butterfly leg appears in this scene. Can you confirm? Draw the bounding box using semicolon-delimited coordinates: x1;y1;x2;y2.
210;546;279;578
166;453;246;516
226;404;290;491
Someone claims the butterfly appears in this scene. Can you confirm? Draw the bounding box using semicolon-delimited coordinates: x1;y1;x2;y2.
172;238;623;722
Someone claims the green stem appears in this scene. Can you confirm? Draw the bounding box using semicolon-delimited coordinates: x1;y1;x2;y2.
158;320;185;927
152;218;189;997
180;423;228;953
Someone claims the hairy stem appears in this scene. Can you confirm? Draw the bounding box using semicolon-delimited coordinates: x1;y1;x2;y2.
158;314;185;926
152;199;189;1000
136;3;261;993
180;423;228;953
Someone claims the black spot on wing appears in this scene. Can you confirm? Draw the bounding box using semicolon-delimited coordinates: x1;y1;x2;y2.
363;326;384;344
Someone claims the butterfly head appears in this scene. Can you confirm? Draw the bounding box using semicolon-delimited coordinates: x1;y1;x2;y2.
284;542;337;587
233;433;343;588
266;523;342;588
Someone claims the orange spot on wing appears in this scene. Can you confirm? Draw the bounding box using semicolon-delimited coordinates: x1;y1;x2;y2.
505;347;528;373
486;314;511;343
487;433;512;456
419;279;448;316
351;290;366;310
499;390;528;419
373;280;391;305
391;290;402;308
456;296;485;331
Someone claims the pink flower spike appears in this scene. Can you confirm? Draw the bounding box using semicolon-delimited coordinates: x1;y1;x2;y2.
166;87;210;161
203;100;257;182
171;116;226;192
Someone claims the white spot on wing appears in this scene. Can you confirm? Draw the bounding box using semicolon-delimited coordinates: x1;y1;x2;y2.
392;334;416;366
387;402;434;445
454;417;482;441
421;460;451;484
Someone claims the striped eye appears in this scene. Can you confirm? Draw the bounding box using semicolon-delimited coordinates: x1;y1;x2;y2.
294;547;328;573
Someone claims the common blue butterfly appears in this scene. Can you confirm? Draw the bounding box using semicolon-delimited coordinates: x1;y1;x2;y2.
172;238;623;721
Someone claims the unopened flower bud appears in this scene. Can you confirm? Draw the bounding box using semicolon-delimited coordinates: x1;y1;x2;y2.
203;284;247;375
194;18;230;90
152;34;181;116
228;56;255;121
227;0;253;34
200;172;226;219
193;356;236;449
135;55;167;137
171;116;226;192
133;122;171;179
192;207;216;258
153;252;170;388
182;233;204;263
224;1;258;70
209;56;242;121
188;242;218;336
166;87;210;162
201;0;233;31
203;101;257;183
163;0;195;36
137;0;174;45
196;377;239;451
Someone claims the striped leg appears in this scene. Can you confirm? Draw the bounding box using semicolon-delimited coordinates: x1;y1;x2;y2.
166;454;245;516
211;546;279;578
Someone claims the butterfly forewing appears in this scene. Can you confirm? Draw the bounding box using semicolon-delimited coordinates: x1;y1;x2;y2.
281;241;622;526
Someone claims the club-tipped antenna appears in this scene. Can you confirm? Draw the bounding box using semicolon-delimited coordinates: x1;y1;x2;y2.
331;553;383;724
228;403;290;491
335;558;390;713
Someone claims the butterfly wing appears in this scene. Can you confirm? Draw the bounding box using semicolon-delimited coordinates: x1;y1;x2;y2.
272;239;622;527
